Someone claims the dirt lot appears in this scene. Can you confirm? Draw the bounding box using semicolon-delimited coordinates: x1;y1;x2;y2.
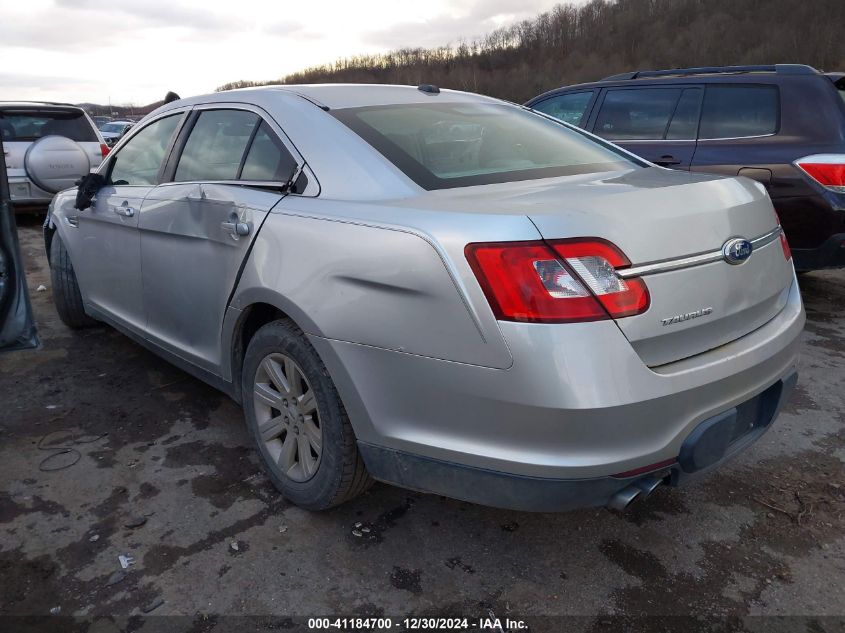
2;218;845;632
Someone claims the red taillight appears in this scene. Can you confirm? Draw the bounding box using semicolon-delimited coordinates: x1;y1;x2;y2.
776;217;792;261
100;143;110;158
465;239;649;323
779;229;792;261
795;155;845;193
548;239;650;318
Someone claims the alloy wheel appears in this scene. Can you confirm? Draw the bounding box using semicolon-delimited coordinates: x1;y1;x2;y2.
253;352;322;482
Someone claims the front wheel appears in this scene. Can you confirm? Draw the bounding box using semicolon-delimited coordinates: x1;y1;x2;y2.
241;319;372;510
49;233;97;329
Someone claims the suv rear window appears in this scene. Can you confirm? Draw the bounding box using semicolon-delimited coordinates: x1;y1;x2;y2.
699;85;779;139
0;110;97;142
332;102;637;190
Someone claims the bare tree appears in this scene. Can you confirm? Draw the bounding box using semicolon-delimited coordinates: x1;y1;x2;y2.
217;0;845;102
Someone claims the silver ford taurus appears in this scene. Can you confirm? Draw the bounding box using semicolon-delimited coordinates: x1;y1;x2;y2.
44;84;804;511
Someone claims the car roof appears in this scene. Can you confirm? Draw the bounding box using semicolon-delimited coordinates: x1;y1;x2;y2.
170;84;500;111
527;64;826;104
0;101;82;110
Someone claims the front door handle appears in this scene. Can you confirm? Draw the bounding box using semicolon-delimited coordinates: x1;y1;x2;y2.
112;204;135;217
221;215;250;237
653;155;682;167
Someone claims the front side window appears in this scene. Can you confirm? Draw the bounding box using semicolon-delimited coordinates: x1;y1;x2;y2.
332;102;636;190
241;122;298;182
532;92;594;127
110;114;181;186
594;88;683;140
698;85;779;139
175;110;259;182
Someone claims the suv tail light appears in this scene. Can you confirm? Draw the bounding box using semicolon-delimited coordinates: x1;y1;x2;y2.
465;239;649;323
100;143;110;158
795;154;845;193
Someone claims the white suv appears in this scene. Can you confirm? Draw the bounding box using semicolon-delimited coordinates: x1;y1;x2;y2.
0;102;107;212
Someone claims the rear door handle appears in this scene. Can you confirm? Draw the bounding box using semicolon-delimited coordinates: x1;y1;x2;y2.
112;204;135;217
653;155;682;167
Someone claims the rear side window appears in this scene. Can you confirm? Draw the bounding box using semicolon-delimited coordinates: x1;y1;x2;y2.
699;85;779;139
110;115;181;187
665;88;703;140
533;92;594;126
594;88;682;140
0;110;97;142
175;110;259;182
241;122;298;182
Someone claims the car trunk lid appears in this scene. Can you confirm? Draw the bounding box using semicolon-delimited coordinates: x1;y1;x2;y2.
431;167;795;366
524;169;794;366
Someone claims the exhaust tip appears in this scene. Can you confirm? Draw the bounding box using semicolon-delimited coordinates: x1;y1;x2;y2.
607;485;641;511
634;475;665;499
608;472;669;511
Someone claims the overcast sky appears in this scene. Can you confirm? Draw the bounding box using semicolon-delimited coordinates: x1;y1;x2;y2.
0;0;568;106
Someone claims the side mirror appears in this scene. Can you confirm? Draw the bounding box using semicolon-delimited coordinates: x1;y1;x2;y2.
74;173;107;210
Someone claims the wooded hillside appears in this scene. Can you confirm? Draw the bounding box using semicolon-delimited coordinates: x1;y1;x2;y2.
217;0;845;102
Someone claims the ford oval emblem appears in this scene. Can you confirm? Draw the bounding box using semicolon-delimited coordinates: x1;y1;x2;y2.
722;238;753;265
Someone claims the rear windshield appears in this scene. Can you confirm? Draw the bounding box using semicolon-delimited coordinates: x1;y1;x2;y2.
332;102;638;190
100;122;127;133
0;110;97;142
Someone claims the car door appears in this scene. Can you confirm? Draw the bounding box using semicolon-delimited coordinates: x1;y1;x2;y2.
589;86;702;170
0;134;37;350
70;112;185;333
689;84;780;185
139;105;300;374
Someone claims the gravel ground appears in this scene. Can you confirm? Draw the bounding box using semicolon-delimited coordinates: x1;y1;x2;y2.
1;218;844;632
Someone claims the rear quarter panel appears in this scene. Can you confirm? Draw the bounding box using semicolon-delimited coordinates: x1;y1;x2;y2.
229;200;526;371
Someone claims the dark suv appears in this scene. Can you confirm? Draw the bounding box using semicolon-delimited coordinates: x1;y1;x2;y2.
526;65;845;271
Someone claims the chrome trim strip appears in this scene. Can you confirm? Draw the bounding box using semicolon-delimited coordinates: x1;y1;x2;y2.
618;226;782;279
750;226;783;248
604;133;776;144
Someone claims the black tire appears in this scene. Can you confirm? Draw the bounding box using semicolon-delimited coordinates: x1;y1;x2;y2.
242;319;372;510
50;232;97;329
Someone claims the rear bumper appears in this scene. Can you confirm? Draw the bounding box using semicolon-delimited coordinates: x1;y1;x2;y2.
310;274;804;507
358;371;797;511
792;233;845;270
8;177;53;212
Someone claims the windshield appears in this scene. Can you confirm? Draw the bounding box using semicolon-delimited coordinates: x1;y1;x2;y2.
332;102;639;190
0;110;97;142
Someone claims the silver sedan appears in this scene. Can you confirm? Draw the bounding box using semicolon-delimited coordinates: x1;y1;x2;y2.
45;84;804;511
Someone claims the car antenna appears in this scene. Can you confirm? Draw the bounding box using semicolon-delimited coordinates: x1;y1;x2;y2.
163;91;181;104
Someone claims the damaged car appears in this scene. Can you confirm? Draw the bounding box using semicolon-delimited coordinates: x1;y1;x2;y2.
43;85;804;511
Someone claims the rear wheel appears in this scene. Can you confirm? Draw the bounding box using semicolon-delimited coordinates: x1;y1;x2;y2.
242;319;372;510
50;233;97;329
